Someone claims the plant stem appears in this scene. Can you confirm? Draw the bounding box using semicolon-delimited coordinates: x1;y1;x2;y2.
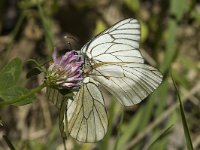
3;135;16;150
2;11;26;66
37;2;53;52
0;83;46;105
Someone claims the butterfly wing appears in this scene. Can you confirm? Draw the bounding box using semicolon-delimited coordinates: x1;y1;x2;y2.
47;80;108;143
46;87;68;137
81;18;163;106
47;18;162;142
89;63;162;106
81;18;143;63
66;77;108;142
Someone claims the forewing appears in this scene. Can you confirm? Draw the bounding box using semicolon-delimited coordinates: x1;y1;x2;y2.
81;18;143;63
46;87;68;137
89;63;163;106
67;78;108;142
80;18;162;106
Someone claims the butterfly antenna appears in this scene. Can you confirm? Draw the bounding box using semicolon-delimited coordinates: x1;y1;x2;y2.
68;41;72;50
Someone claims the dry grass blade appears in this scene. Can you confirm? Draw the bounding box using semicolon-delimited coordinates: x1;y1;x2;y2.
146;125;173;150
124;82;200;150
171;75;194;150
3;135;15;150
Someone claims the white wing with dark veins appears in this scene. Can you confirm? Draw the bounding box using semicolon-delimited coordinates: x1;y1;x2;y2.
81;18;143;63
66;77;108;142
47;18;162;142
81;18;163;106
46;87;68;137
89;63;162;106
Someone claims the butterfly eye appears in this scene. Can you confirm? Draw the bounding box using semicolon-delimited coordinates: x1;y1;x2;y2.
73;51;78;55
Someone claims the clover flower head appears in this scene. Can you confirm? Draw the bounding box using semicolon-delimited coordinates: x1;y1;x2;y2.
45;48;84;90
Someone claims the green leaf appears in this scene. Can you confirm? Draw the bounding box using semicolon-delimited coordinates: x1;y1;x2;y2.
171;75;194;150
26;59;43;68
116;107;143;150
93;19;106;35
114;108;124;150
170;0;189;21
148;125;173;150
98;100;117;150
191;9;200;23
0;86;35;105
37;2;53;51
141;22;149;42
124;0;140;12
26;67;42;78
0;58;22;91
160;0;190;73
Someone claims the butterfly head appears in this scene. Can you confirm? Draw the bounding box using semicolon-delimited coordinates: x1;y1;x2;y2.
45;48;84;90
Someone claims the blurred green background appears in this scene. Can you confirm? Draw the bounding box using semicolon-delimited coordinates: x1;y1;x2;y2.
0;0;200;149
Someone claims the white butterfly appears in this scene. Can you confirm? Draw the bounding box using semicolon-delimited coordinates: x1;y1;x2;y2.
47;18;163;142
